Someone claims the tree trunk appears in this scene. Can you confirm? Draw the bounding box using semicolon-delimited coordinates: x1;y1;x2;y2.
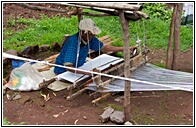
166;4;177;69
172;3;183;70
119;10;131;121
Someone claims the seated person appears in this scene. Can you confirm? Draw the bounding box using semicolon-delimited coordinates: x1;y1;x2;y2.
54;18;136;75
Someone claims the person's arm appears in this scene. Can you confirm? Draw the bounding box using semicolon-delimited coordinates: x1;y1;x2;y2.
101;45;137;54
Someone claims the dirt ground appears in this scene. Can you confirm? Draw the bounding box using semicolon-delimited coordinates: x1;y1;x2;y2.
2;3;194;126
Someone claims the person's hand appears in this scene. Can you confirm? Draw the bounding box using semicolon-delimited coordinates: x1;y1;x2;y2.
92;68;101;73
89;68;101;77
130;46;138;55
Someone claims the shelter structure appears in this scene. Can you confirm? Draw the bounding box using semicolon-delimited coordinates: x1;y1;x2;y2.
14;2;150;121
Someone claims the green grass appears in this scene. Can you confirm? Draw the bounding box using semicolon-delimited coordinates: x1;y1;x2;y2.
3;118;25;125
3;118;11;125
107;103;123;111
3;9;193;53
3;15;79;51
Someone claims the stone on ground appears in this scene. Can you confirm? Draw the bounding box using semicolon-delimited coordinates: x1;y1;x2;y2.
109;110;125;124
99;106;114;123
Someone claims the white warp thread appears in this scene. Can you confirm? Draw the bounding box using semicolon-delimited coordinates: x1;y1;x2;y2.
3;52;193;92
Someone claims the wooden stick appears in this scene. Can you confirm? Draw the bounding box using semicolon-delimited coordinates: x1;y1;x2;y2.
135;11;150;19
104;38;119;46
3;79;7;85
98;35;110;42
98;72;124;87
131;95;161;99
78;12;111;17
39;78;56;89
66;87;88;100
37;66;51;72
70;3;142;11
130;60;146;72
66;62;122;91
36;54;58;72
92;93;111;104
89;72;124;96
102;38;112;44
14;3;83;15
44;54;59;61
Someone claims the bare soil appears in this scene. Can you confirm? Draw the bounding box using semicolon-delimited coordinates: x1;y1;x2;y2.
2;3;194;126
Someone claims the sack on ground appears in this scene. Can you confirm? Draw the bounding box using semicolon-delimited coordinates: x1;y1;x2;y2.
5;62;44;91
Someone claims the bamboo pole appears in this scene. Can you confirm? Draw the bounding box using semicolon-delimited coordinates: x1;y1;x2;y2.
119;10;131;121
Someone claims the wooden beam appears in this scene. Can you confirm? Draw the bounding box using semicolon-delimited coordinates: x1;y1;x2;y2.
77;7;83;24
119;10;131;121
78;12;112;17
69;3;142;11
14;3;83;15
134;11;150;19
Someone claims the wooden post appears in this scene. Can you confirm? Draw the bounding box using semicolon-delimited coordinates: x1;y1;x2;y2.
77;7;83;24
166;4;177;69
119;10;131;121
172;3;183;70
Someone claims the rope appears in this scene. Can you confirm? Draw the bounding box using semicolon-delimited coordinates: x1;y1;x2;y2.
97;39;103;86
73;30;82;88
135;21;142;53
86;32;95;84
3;52;193;92
142;19;148;61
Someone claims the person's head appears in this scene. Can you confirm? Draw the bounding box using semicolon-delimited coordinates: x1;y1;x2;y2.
79;18;101;42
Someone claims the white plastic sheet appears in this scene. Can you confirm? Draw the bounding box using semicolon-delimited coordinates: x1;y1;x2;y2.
87;63;193;92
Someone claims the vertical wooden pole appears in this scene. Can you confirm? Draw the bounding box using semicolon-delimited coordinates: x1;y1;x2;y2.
77;7;83;24
119;10;131;121
172;3;183;70
166;4;177;69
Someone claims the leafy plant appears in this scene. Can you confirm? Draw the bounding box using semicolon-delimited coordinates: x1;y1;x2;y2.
3;118;11;125
142;3;173;21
